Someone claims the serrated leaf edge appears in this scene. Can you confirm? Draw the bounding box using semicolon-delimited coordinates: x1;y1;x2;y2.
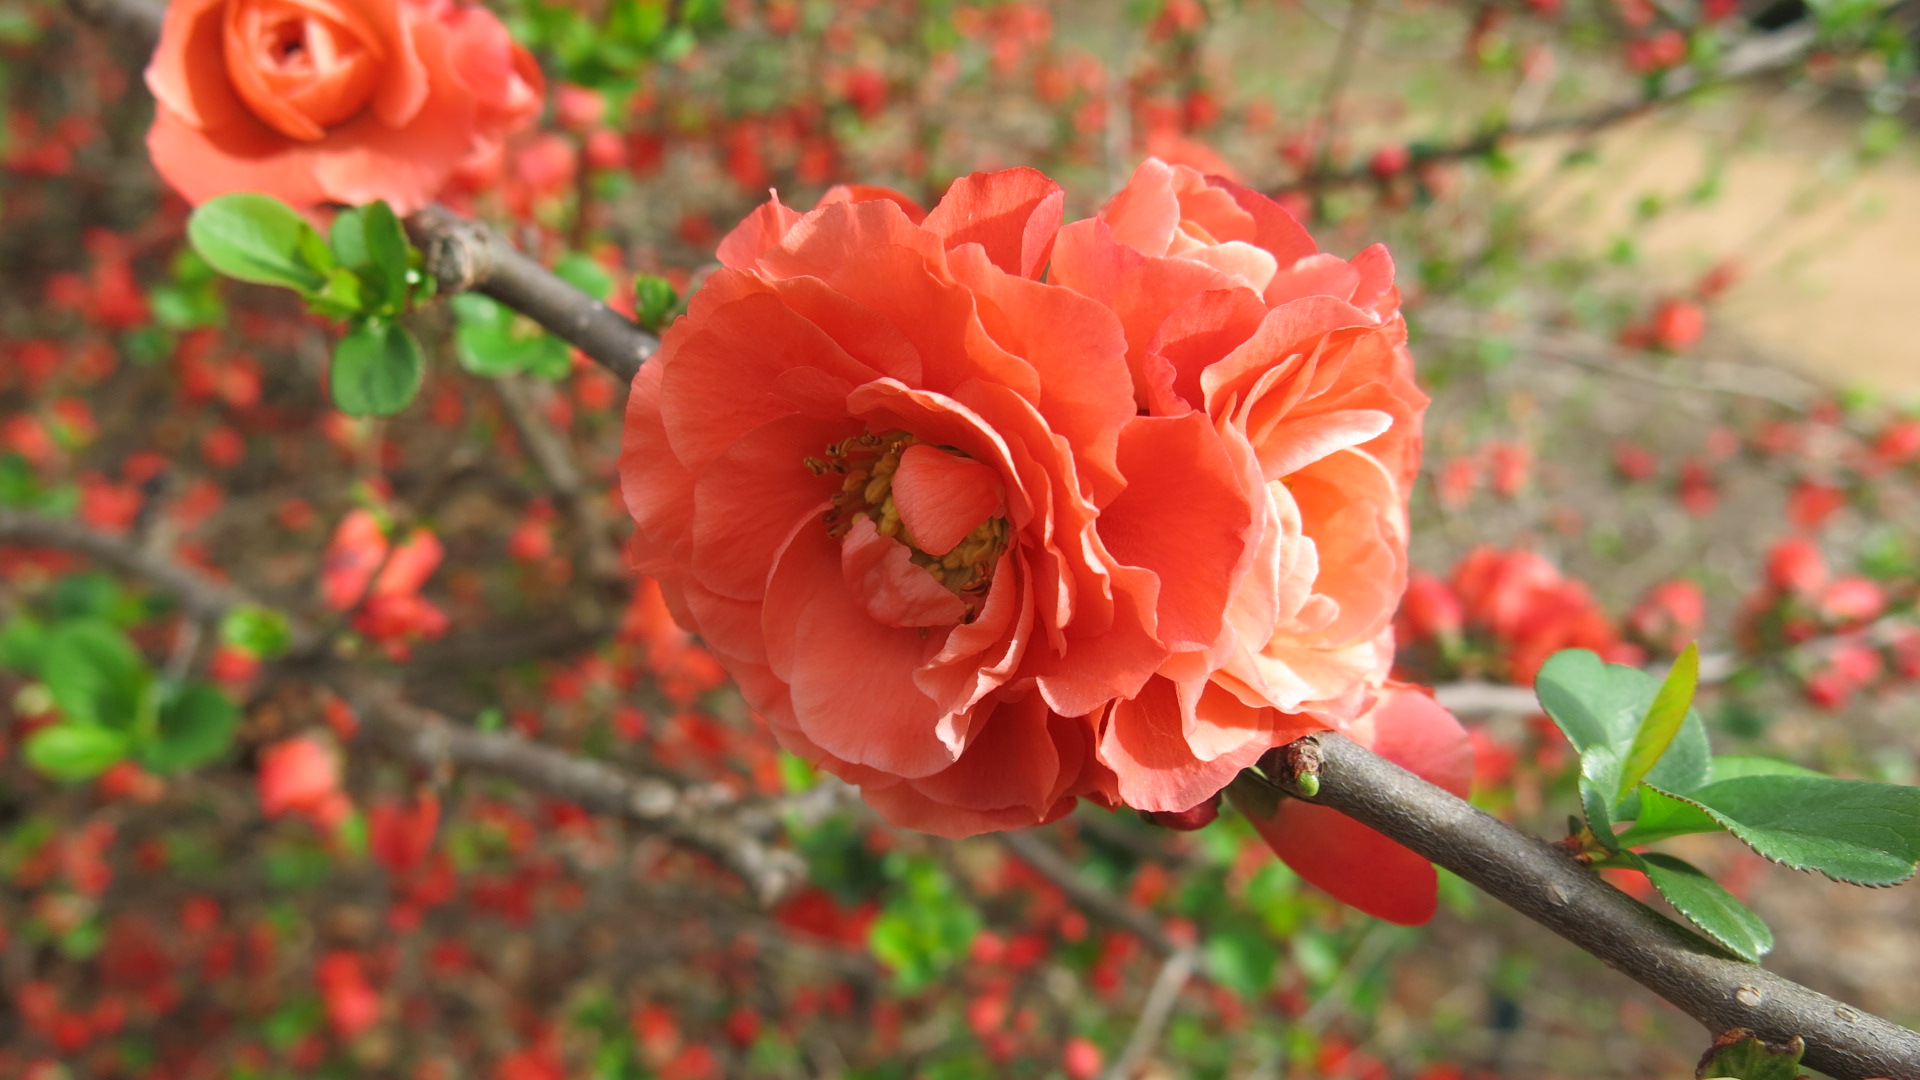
1643;784;1920;888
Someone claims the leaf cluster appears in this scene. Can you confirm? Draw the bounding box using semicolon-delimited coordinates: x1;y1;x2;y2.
1537;646;1920;962
187;194;434;417
1;589;248;781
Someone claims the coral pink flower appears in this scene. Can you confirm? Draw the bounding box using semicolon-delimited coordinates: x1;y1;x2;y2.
145;0;543;213
319;509;448;654
258;735;348;827
1047;158;1428;814
316;951;380;1038
622;169;1258;837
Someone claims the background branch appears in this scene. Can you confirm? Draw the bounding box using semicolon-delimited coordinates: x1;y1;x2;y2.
0;509;802;902
1295;22;1818;188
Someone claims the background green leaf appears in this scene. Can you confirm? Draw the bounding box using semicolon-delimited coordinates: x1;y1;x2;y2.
331;320;426;417
24;724;133;781
140;683;240;773
42;620;147;728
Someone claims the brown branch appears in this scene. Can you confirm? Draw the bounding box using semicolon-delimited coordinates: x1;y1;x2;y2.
0;508;280;630
1294;731;1920;1080
408;205;656;383
333;674;805;903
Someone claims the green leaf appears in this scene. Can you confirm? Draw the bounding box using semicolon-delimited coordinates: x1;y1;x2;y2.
0;614;49;672
1656;775;1920;886
330;205;371;268
1203;922;1280;999
140;683;240;773
42;620;148;728
452;293;570;379
50;571;141;625
556;253;612;299
776;751;817;793
331;320;425;417
330;200;412;314
1633;852;1772;962
1696;1030;1806;1080
1617;643;1699;807
187;193;334;294
867;855;979;991
1535;649;1713;844
219;606;292;659
305;267;367;320
366;202;412;309
1708;756;1824;782
1615;783;1724;847
24;724;133;781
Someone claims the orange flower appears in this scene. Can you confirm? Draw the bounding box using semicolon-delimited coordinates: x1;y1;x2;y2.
144;0;543;213
620;169;1258;837
1049;159;1427;814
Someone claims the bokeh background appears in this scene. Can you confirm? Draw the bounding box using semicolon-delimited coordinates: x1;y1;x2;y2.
4;0;1920;1077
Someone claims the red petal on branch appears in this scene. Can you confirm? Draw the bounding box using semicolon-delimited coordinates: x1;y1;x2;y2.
1241;687;1471;925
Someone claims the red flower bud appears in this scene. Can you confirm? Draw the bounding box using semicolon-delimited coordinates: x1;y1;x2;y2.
1765;537;1827;597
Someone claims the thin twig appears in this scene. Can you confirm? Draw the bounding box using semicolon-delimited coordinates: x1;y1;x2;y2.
1098;944;1198;1080
996;830;1180;955
491;374;624;584
1293;23;1818;189
1312;0;1376;180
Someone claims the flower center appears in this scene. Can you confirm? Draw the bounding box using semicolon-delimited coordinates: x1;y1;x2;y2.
224;0;386;141
807;431;1010;611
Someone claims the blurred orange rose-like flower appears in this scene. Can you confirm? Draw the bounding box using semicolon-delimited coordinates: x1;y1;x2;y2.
145;0;543;213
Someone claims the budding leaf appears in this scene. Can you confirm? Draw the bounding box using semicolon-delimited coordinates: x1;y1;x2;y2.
1695;1030;1806;1080
1632;851;1772;962
1534;649;1712;846
633;274;678;332
331;319;426;417
219;606;292;660
1615;784;1723;847
188;193;334;295
1616;642;1699;808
